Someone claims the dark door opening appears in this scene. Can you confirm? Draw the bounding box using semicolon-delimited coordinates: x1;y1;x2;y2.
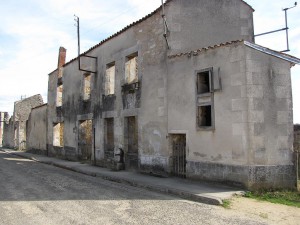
172;134;186;178
105;118;114;160
78;119;92;161
125;116;138;170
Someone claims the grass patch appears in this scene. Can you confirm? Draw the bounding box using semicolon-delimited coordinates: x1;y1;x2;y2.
221;199;231;209
244;189;300;208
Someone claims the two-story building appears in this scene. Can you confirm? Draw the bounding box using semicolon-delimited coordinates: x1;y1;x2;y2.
46;0;300;189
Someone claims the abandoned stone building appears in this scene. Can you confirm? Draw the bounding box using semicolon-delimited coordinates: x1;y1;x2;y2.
2;0;299;190
2;95;44;150
44;0;300;189
0;112;9;147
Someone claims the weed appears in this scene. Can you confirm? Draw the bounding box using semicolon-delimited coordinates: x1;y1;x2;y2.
244;189;300;208
222;199;231;209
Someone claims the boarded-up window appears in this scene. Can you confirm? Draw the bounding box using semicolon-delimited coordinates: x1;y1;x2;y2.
53;122;64;147
125;54;138;84
105;63;115;95
56;84;63;107
83;74;91;100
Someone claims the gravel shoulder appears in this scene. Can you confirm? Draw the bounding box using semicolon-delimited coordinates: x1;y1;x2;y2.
228;197;300;225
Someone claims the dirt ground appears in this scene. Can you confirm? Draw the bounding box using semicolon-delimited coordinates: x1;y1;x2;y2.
227;197;300;225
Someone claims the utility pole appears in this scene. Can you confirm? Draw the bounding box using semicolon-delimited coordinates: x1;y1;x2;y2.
74;15;80;70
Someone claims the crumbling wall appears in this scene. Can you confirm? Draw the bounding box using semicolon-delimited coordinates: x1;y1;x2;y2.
0;112;9;147
26;104;47;154
2;117;15;148
295;124;300;179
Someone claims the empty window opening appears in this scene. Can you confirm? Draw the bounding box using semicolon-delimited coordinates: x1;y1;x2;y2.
83;74;91;100
78;120;92;160
56;84;63;107
197;70;211;94
197;105;212;127
53;122;64;147
105;118;114;158
105;63;115;95
125;54;138;84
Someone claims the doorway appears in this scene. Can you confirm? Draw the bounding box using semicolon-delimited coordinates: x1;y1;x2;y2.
171;134;186;178
78;120;93;161
125;116;138;170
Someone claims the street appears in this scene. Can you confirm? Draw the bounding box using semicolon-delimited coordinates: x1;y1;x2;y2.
0;151;267;225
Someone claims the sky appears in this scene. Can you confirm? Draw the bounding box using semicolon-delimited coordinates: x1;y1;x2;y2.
0;0;299;123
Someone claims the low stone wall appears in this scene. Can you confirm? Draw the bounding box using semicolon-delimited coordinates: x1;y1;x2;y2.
186;161;296;190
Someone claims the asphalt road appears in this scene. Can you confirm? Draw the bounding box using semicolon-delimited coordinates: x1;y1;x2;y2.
0;151;267;225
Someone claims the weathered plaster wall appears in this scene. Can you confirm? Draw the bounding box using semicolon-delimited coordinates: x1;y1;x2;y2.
3;117;15;148
0;112;9;147
166;0;254;54
2;95;44;150
168;43;248;166
26;104;47;154
167;43;295;189
13;94;44;150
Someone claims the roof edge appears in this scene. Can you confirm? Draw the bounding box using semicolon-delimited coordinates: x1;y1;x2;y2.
168;40;244;58
241;0;255;12
244;41;300;65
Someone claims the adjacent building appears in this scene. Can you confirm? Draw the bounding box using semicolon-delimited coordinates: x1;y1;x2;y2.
0;112;9;147
2;95;44;150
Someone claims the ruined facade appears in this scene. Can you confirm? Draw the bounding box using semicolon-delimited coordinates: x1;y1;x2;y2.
26;104;48;154
0;112;9;147
3;95;44;150
2;0;295;190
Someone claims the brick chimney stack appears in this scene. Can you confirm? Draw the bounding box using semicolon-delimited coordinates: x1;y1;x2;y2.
57;47;66;78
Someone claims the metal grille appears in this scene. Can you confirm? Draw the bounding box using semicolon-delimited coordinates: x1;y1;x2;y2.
172;135;186;178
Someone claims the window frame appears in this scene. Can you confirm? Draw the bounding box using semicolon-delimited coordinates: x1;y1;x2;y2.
125;53;138;84
195;68;215;131
105;62;116;96
53;122;64;147
56;84;63;107
82;73;92;101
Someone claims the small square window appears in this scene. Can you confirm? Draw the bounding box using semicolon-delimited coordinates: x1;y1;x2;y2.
197;70;211;94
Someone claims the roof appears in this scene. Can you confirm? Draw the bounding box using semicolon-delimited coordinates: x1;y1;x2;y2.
168;40;300;65
168;40;244;58
244;41;300;65
61;0;254;68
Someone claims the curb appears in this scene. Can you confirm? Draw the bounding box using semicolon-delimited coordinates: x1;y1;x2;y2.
1;149;223;205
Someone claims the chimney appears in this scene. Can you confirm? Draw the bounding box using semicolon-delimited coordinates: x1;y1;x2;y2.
57;47;66;78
